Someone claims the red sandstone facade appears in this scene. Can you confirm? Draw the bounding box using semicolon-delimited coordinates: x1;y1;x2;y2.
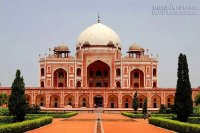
0;22;199;109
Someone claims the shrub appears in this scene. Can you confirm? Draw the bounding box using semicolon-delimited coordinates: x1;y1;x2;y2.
0;116;13;123
159;104;167;114
193;106;200;115
188;117;200;124
0;107;9;116
149;117;200;133
121;112;176;118
27;105;41;114
121;112;144;118
0;116;53;133
27;111;78;118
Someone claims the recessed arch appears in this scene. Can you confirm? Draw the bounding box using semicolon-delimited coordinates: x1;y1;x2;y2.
166;95;174;107
40;81;44;87
108;94;118;108
77;68;81;76
93;95;104;107
64;94;75;108
153;81;157;88
87;60;110;87
36;94;46;107
50;94;61;108
138;94;147;108
79;95;89;107
116;68;121;76
153;68;157;77
53;68;67;87
116;81;121;87
130;69;144;88
151;95;161;108
77;81;81;87
41;68;44;76
122;95;132;108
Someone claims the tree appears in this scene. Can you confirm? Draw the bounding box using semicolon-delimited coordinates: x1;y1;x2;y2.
132;92;139;113
0;93;8;106
8;70;27;122
194;94;200;105
142;97;147;114
175;53;193;122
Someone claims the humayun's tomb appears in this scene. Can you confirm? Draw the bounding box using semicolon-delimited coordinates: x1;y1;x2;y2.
0;20;199;110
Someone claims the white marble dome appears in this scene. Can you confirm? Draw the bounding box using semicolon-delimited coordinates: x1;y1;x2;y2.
76;23;121;48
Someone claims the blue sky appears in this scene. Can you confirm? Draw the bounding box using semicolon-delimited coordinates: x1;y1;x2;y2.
0;0;199;88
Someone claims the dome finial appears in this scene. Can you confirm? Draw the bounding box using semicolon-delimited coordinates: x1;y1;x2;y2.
98;13;100;23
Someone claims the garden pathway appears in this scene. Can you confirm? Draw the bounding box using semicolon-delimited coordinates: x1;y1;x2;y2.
28;113;173;133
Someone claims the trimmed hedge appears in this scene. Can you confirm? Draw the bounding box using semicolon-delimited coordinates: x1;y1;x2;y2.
0;116;13;123
0;116;53;133
188;117;200;124
149;117;200;133
121;112;144;118
27;111;78;118
121;112;175;118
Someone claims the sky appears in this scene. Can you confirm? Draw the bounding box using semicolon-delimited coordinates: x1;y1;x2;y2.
0;0;199;88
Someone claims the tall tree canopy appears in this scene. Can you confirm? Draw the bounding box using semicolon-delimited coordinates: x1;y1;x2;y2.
132;92;139;113
8;70;27;122
175;53;193;122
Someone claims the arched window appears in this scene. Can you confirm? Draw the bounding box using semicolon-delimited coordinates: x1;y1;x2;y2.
153;98;157;108
139;98;143;108
134;72;139;78
134;82;139;88
77;81;81;87
96;70;102;77
153;81;157;88
58;82;63;87
153;68;157;77
116;81;121;87
41;81;44;87
116;68;121;76
41;68;44;76
40;97;44;106
77;68;81;76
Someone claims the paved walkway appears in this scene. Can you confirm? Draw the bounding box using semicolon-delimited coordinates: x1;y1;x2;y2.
28;113;96;133
28;113;173;133
102;114;173;133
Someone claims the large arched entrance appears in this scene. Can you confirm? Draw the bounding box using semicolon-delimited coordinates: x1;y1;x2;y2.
53;68;67;87
93;95;103;107
130;69;144;88
87;60;110;87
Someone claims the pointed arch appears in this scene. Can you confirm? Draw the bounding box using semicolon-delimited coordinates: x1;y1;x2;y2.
64;94;75;108
122;95;132;108
151;95;161;108
107;94;118;108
